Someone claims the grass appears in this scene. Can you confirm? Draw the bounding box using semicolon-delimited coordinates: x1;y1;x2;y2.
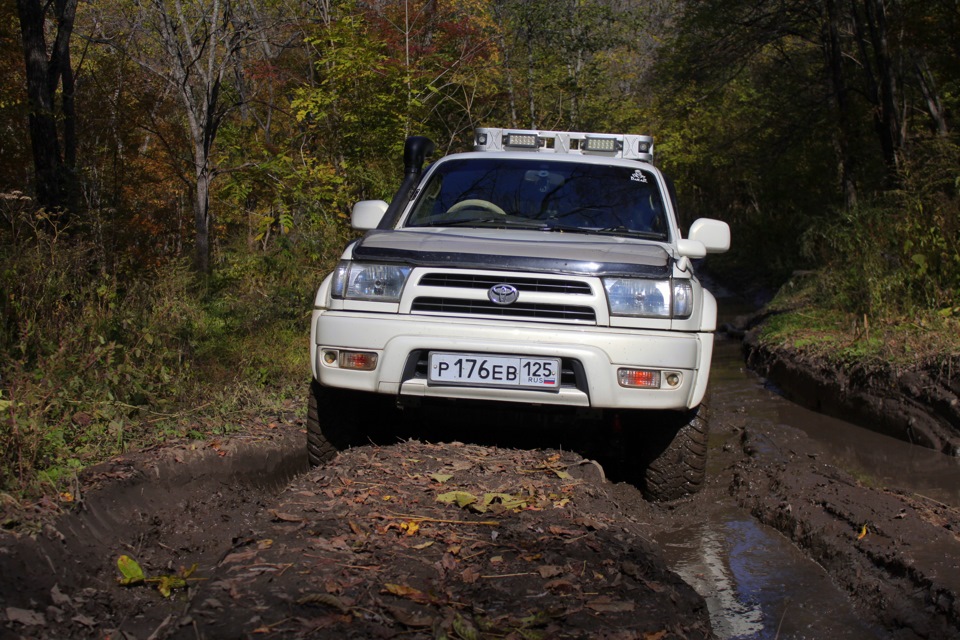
755;272;960;369
0;211;331;527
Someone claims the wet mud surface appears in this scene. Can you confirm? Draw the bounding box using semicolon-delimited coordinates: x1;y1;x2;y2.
3;338;960;639
741;320;960;457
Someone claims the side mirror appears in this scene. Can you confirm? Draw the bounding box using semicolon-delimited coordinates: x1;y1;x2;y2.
352;200;389;230
678;218;730;258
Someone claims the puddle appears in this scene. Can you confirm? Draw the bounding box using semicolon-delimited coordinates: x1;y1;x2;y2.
656;509;884;639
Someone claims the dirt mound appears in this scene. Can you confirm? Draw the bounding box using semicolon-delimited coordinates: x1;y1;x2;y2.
0;427;711;639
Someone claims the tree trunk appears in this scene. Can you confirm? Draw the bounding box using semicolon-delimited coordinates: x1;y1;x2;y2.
860;0;902;181
823;0;857;209
914;56;948;136
16;0;78;215
193;168;212;275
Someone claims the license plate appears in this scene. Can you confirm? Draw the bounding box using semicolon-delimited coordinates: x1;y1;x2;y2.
428;353;561;390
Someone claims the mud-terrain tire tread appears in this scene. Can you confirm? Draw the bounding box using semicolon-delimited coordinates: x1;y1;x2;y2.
306;381;357;466
642;405;709;502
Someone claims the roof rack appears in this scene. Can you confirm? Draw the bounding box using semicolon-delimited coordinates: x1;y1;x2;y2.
474;128;654;163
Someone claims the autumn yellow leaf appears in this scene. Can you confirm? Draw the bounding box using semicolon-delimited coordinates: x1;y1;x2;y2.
857;524;868;541
437;490;479;509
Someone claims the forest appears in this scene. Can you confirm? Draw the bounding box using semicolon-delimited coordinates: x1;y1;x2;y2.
1;0;958;500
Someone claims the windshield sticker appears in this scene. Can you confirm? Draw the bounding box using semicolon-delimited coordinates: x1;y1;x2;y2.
630;170;647;183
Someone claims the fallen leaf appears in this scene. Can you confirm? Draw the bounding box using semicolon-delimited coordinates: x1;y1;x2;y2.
268;510;305;523
537;565;563;579
857;524;868;541
401;521;420;536
482;492;528;511
437;491;479;509
5;607;46;627
413;541;434;550
157;575;186;598
71;614;96;628
50;585;71;607
117;555;145;586
220;549;259;565
544;578;576;592
441;553;458;571
453;613;481;640
297;593;351;613
547;525;580;537
383;583;439;605
430;473;453;484
645;631;668;640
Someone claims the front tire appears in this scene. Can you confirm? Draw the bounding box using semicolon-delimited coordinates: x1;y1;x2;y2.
306;381;382;466
633;405;710;502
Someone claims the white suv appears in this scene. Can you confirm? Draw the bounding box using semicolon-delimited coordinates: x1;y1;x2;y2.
308;129;730;500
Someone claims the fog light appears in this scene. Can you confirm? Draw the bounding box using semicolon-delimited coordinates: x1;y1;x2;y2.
340;350;378;371
665;372;681;387
322;350;338;365
618;368;660;389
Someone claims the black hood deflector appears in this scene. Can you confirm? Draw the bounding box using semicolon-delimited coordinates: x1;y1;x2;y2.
352;230;672;278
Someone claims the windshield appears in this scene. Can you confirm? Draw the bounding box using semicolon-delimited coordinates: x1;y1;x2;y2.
404;158;669;239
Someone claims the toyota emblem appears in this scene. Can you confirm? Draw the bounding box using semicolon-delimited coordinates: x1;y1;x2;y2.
488;284;519;305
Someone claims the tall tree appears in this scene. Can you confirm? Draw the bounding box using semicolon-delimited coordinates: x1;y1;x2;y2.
16;0;78;215
101;0;259;274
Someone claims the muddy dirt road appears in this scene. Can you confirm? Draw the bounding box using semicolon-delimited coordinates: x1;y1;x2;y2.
2;330;960;639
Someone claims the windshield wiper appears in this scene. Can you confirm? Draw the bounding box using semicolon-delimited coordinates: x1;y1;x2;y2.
547;223;667;240
416;217;548;230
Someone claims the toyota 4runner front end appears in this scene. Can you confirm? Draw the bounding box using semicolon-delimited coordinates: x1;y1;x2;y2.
308;129;730;501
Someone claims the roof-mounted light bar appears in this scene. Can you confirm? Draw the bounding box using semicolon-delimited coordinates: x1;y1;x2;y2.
474;128;654;163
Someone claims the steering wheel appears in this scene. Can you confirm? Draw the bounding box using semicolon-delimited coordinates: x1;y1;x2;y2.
447;199;506;216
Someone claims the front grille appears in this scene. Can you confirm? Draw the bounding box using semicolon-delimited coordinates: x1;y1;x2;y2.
412;297;596;322
418;273;592;295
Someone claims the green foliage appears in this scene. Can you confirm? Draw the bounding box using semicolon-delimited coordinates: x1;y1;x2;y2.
0;194;320;498
801;138;960;317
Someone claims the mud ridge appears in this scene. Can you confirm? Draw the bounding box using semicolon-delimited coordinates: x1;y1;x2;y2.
0;426;307;639
741;326;960;456
732;421;960;640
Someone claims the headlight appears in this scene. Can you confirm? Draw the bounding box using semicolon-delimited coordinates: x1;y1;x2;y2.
603;278;693;318
331;261;412;302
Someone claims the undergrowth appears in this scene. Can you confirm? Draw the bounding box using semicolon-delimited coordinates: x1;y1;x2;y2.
0;194;340;513
756;138;960;366
757;272;960;368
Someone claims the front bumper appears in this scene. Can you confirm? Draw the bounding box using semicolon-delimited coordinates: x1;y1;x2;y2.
312;311;714;410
